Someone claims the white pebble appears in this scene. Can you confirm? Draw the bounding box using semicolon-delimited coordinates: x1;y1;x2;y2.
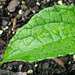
0;5;3;8
35;64;38;67
73;55;75;61
12;31;15;34
12;28;14;31
0;30;3;35
27;69;33;74
58;1;63;5
19;64;22;71
47;0;50;2
32;10;35;14
19;10;23;15
36;2;40;6
3;26;9;31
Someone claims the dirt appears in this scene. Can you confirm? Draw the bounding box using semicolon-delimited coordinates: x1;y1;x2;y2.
0;0;75;75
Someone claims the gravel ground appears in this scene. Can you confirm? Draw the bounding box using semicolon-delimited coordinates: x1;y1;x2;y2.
0;0;75;75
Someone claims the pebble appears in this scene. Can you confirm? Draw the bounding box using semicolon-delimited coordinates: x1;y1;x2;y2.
12;31;15;34
12;28;14;31
7;66;12;70
19;64;23;71
68;61;71;64
7;0;20;12
36;2;40;6
2;20;8;26
32;5;39;12
3;26;9;31
47;0;50;2
27;69;33;74
58;1;63;5
34;64;38;67
0;5;2;8
7;12;10;15
0;30;3;35
23;9;31;17
19;10;23;15
18;72;27;75
16;14;21;19
32;10;35;14
21;5;28;10
3;63;7;69
43;63;49;69
73;55;75;61
22;1;25;4
0;54;4;59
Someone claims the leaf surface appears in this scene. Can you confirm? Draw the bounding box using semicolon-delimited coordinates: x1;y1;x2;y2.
0;5;75;66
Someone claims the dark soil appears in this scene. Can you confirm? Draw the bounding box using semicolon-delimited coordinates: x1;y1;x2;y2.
0;0;75;75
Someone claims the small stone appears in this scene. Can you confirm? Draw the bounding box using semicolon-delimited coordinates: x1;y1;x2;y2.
47;0;50;2
58;1;63;5
12;31;15;34
0;5;3;8
34;64;38;67
8;12;10;15
18;72;27;75
19;10;23;15
23;9;31;17
43;63;49;69
73;55;75;61
3;26;9;31
12;28;14;31
22;1;25;4
21;5;28;10
0;30;3;35
0;54;4;59
2;20;8;26
7;66;12;70
32;10;35;14
7;0;20;12
27;69;33;74
32;6;39;12
3;64;7;69
36;2;40;6
68;61;71;64
19;64;22;71
8;22;11;26
16;14;21;19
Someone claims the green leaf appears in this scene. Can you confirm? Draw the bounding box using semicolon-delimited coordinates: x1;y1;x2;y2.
0;5;75;66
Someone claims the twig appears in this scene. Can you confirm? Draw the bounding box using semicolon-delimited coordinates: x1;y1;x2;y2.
53;58;65;67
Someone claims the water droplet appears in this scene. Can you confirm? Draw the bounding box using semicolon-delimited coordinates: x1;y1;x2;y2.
40;34;44;38
53;29;59;35
63;29;68;35
33;33;37;38
26;42;31;46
